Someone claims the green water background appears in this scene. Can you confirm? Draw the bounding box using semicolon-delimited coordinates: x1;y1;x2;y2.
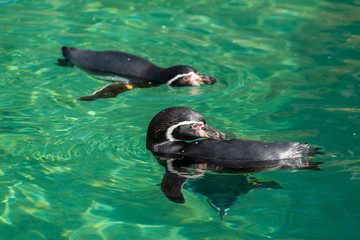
1;0;360;239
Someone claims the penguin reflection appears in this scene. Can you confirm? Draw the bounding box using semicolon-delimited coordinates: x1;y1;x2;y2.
156;157;284;219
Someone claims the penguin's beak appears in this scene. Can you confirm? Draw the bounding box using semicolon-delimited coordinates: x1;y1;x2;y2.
196;74;217;85
200;125;226;140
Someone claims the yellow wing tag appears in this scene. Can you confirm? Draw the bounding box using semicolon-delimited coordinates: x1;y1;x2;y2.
125;84;134;90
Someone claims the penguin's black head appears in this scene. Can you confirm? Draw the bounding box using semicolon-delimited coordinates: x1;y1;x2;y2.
161;65;217;86
146;107;226;151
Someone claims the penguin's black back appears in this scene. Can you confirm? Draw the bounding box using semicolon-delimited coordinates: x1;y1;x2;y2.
60;47;163;82
153;139;321;170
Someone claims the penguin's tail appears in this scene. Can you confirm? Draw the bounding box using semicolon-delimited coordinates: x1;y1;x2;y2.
298;147;324;170
304;160;324;170
307;147;325;156
56;46;74;67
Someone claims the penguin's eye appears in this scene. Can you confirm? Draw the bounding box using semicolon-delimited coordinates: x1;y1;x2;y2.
191;123;203;129
182;76;190;82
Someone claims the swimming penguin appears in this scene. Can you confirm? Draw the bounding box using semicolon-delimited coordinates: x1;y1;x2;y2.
57;47;217;101
146;107;323;203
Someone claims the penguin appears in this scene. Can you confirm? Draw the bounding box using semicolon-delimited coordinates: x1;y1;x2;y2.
146;107;323;204
57;47;217;101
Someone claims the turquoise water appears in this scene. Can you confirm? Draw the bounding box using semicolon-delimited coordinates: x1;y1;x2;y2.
1;0;360;239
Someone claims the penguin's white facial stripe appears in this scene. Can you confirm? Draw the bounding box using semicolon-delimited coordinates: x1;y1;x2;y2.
166;72;198;86
166;120;204;141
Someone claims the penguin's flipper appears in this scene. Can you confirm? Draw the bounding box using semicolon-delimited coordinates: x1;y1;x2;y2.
161;171;189;203
77;82;135;101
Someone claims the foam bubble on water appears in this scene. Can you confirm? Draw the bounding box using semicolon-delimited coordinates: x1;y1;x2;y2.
87;111;96;116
